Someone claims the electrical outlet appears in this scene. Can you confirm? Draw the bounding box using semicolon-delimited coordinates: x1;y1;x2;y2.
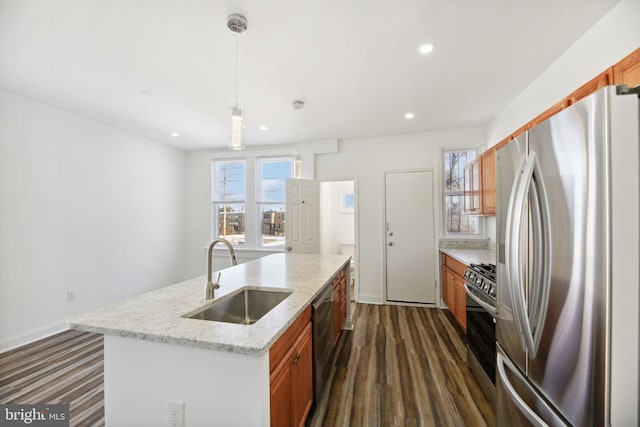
168;401;184;427
66;289;76;302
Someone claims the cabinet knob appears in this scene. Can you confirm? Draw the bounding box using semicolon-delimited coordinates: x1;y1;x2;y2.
293;353;301;365
388;242;393;246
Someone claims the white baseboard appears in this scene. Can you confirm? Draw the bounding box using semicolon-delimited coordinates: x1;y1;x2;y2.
0;320;67;353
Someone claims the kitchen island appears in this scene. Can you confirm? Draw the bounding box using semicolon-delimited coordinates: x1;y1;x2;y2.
68;253;351;426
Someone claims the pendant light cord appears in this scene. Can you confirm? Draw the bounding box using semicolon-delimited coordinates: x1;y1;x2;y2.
235;34;239;107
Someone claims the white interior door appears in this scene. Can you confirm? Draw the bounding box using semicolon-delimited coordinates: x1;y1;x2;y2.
285;179;319;253
385;170;436;303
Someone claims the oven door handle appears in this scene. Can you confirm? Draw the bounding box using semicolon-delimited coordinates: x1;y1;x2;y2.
464;283;497;316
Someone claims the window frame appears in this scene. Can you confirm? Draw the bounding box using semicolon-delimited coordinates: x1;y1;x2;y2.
256;156;294;247
212;159;247;246
211;155;294;249
442;148;482;237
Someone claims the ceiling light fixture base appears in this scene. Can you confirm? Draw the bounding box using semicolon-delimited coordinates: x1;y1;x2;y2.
227;14;248;34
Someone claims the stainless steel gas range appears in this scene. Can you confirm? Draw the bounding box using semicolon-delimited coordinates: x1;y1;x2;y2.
464;263;497;406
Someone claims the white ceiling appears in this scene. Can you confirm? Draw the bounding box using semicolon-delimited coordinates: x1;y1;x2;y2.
0;0;620;150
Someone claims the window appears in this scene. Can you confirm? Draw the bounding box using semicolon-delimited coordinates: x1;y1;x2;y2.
212;160;246;245
443;150;480;235
257;158;293;246
212;156;294;248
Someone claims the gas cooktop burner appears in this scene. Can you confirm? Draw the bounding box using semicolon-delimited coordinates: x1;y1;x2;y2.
464;263;497;300
470;263;496;282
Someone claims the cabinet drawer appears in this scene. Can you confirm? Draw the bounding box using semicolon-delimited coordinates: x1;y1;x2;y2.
445;255;467;278
269;306;312;374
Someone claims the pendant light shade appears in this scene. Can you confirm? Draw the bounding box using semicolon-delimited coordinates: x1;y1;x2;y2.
230;105;245;150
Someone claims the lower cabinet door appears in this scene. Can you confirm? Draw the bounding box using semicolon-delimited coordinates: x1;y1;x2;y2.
291;323;313;427
270;348;293;427
454;274;467;330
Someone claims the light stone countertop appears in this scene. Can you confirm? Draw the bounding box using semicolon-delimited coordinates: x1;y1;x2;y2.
440;248;496;266
67;253;351;357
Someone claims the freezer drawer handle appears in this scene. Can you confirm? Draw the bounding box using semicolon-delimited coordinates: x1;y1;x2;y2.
497;353;549;427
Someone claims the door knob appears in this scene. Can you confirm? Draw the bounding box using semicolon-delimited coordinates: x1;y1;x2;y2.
388;242;393;246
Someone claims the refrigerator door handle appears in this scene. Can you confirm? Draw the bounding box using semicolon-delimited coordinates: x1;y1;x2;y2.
506;153;535;353
497;352;550;427
527;153;552;358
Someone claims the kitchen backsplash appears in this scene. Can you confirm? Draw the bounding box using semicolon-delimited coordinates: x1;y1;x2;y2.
439;239;494;250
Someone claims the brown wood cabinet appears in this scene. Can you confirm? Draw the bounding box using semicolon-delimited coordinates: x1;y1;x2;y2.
440;253;467;331
570;68;613;104
333;266;348;346
464;151;496;217
481;148;496;216
530;98;570;128
463;157;483;215
613;48;640;88
270;307;313;427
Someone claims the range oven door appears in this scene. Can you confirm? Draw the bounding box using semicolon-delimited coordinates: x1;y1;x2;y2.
465;285;497;387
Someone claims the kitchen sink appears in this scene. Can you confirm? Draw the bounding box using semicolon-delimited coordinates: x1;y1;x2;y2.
186;288;292;325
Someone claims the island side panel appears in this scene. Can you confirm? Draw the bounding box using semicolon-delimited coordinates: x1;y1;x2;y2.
104;335;270;426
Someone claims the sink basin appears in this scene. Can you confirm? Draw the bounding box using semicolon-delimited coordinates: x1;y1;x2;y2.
187;288;292;325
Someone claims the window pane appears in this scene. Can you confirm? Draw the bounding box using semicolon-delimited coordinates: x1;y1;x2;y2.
445;195;479;234
444;151;474;192
260;204;285;246
216;203;245;245
214;160;246;201
259;158;292;203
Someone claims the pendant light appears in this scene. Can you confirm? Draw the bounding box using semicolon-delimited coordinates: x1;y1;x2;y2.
227;14;247;150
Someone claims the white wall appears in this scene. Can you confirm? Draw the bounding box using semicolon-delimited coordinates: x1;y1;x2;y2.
487;0;640;146
316;128;485;303
319;180;355;255
183;140;338;279
0;90;187;350
104;335;270;426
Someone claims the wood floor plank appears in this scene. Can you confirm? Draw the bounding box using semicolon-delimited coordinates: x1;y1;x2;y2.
311;304;496;427
0;330;104;427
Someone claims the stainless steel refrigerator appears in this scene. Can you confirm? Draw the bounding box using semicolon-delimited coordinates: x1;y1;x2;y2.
496;85;640;426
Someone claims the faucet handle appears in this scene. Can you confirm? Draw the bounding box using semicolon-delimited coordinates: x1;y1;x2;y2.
214;272;222;289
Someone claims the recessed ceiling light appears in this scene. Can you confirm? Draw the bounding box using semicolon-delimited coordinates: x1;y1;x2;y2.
418;44;434;55
259;125;268;131
171;132;180;137
405;112;415;120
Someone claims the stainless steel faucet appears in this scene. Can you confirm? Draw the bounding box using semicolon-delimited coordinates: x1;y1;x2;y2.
205;238;238;300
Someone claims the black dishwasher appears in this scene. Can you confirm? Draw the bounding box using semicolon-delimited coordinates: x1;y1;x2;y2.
312;283;334;403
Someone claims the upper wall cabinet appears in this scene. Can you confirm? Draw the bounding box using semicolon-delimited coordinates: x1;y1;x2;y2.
613;48;640;88
481;148;496;216
569;68;613;104
463;153;496;217
463;157;483;215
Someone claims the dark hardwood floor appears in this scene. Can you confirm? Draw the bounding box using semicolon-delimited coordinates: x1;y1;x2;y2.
310;304;496;427
0;330;104;427
0;304;494;427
